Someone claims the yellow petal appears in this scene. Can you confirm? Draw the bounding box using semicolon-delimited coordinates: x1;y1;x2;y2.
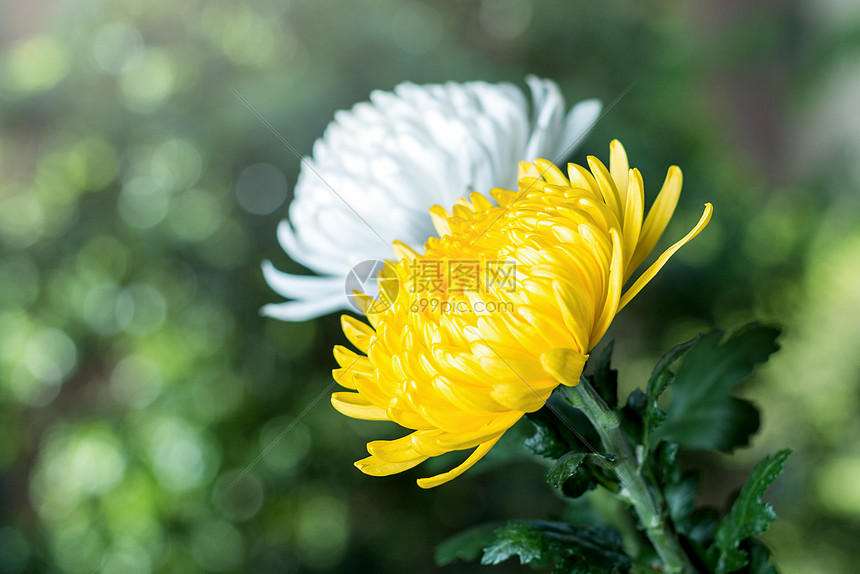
622;168;644;276
428;412;523;450
590;228;624;347
618;203;713;311
540;347;589;386
341;315;374;352
333;345;372;373
355;452;428;476
386;396;434;430
629;166;682;272
331;368;358;391
348;369;392;410
551;279;593;353
432;376;510;413
366;434;425;463
490;378;555;412
534;158;569;186
331;392;390;421
429;205;451;237
587;156;623;227
469;191;493;212
490;187;517;206
392;241;419;261
416;436;501;489
609;139;629;204
515;177;547;194
518;161;541;181
567;162;600;198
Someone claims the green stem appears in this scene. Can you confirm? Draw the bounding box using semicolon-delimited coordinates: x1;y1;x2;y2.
560;378;694;574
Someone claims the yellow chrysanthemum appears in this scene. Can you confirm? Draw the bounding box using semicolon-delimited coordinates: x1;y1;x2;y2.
332;140;712;488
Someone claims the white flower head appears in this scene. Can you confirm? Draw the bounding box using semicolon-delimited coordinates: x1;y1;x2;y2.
262;76;601;321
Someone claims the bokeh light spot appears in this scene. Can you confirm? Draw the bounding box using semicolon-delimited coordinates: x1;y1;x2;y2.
0;193;46;248
68;428;127;495
4;35;69;93
479;0;533;40
212;470;264;521
295;496;349;569
235;163;288;215
119;49;175;112
100;542;152;574
124;284;167;336
118;177;170;228
391;2;443;55
219;8;276;67
76;235;129;282
189;520;243;572
0;254;40;309
50;517;107;574
197;219;250;270
167;188;222;242
91;22;144;74
65;138;119;192
177;303;233;355
24;328;77;384
149;419;216;492
82;284;130;336
110;354;163;409
9;365;60;406
259;416;311;476
191;372;243;422
150;139;202;192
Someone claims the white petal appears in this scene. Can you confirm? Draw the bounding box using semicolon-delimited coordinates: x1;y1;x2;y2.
275;219;347;275
260;294;351;322
522;76;565;163
261;260;344;299
556;98;602;160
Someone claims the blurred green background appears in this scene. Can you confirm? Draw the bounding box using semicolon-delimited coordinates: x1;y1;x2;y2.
1;0;858;572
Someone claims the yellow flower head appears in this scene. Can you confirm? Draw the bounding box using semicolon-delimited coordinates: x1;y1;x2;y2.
332;140;712;488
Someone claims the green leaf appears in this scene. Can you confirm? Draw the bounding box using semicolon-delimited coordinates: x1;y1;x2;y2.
589;341;618;408
686;508;720;547
624;387;646;419
619;389;645;445
636;337;697;449
652;441;682;484
526;398;602;459
481;521;630;572
524;411;570;459
551;524;631;574
546;452;607;498
650;442;703;537
714;449;791;573
746;538;778;574
481;522;546;566
547;452;588;489
647;337;698;400
652;323;780;451
665;473;699;531
434;523;500;566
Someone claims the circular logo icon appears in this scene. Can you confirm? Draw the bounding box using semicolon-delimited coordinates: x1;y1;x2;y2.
344;260;399;314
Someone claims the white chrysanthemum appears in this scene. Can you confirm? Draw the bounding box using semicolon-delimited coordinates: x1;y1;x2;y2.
262;76;601;321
